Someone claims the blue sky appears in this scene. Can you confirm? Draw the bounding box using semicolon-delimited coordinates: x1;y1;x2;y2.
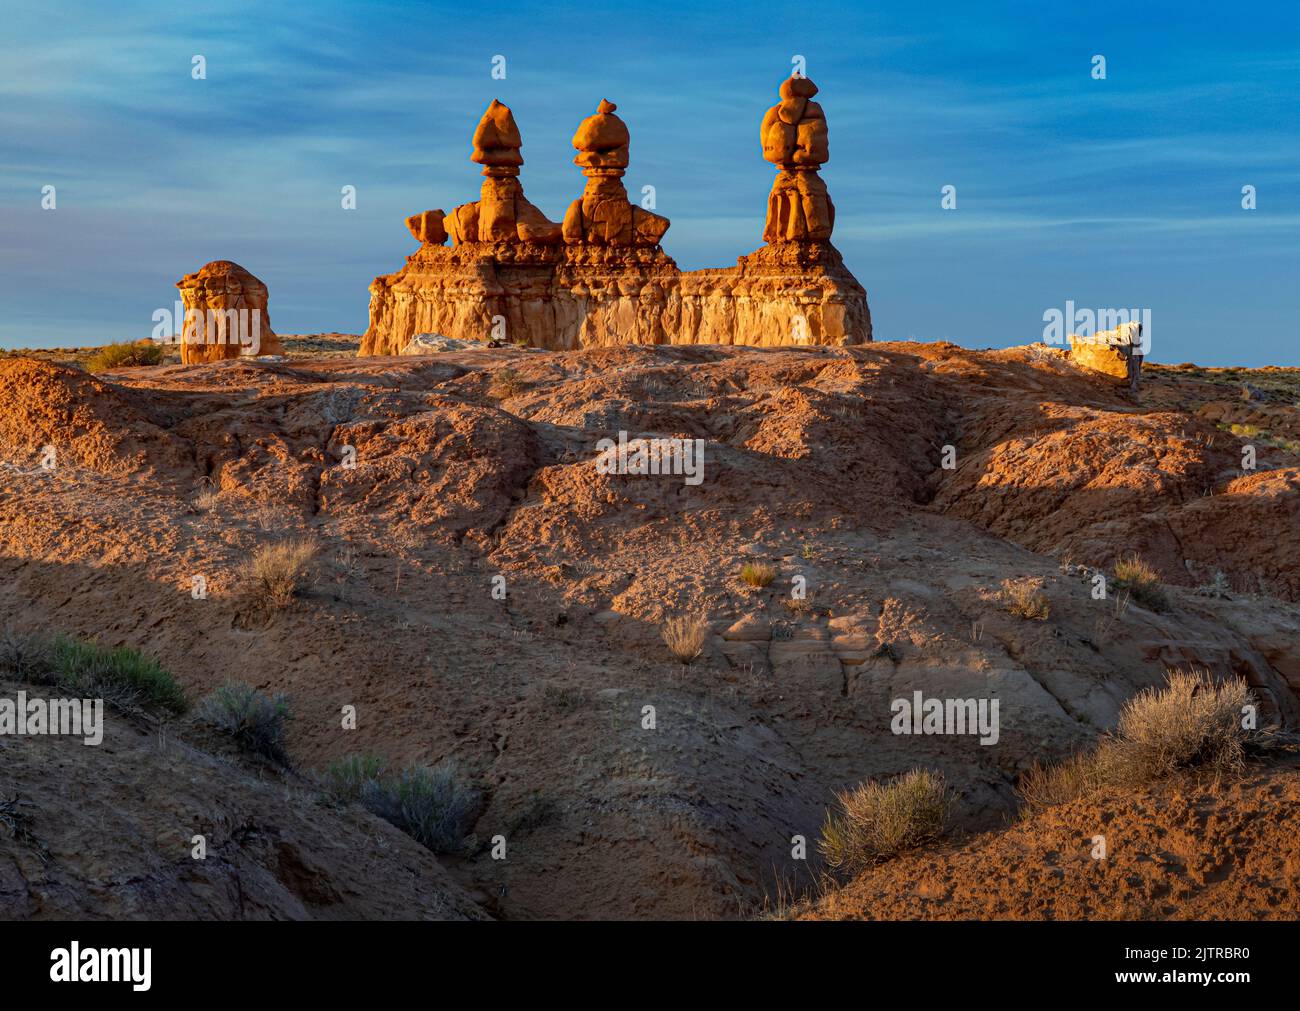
1;0;1297;364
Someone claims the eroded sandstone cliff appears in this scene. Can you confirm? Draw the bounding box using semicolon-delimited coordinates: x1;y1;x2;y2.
362;239;868;355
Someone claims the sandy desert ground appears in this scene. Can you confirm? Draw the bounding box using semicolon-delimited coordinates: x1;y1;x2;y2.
1;335;1298;919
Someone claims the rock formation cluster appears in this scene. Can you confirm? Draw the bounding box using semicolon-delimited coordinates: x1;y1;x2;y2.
176;260;282;364
361;77;871;355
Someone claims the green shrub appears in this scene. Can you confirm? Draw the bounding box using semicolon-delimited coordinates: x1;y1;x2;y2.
198;683;291;765
85;340;164;372
325;754;388;801
50;636;187;712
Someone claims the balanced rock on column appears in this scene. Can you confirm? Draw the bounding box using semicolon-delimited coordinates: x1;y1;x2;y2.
443;100;563;245
406;209;448;245
562;99;670;246
761;76;834;242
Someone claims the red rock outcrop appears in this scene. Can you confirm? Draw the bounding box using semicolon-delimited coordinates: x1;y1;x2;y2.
361;82;870;356
177;260;282;364
761;76;834;242
561;100;670;246
443;100;562;245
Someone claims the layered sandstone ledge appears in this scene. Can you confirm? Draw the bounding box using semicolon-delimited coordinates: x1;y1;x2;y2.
361;239;870;355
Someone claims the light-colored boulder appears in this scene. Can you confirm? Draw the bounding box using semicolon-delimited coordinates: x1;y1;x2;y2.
399;333;482;355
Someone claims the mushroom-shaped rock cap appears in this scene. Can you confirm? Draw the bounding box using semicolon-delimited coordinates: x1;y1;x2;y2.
762;75;829;167
572;99;630;152
176;259;267;296
779;76;819;99
472;99;524;167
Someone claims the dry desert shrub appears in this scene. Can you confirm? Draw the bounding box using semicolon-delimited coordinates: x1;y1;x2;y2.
1016;750;1102;815
1112;554;1168;611
85;340;164;372
819;768;953;876
198;683;292;766
1103;669;1251;783
244;538;319;607
1091;588;1131;646
782;593;813;615
740;561;776;588
1001;577;1050;620
0;626;53;682
192;486;221;512
1018;669;1253;816
490;367;527;400
661;611;708;664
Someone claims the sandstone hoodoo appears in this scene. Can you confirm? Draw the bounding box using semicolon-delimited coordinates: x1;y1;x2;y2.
361;79;871;355
761;75;833;243
444;99;563;244
176;260;282;364
562;99;670;246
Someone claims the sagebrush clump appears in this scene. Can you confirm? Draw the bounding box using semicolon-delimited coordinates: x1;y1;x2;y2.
198;683;292;765
244;538;318;608
1018;670;1253;815
327;756;478;854
819;768;953;876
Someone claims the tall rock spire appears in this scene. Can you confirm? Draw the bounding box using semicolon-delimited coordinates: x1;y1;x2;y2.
760;76;834;243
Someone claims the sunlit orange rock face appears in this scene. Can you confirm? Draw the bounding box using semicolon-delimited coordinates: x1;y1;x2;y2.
443;100;563;245
176;261;282;364
760;76;834;243
361;82;870;356
561;99;670;247
1068;334;1132;379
